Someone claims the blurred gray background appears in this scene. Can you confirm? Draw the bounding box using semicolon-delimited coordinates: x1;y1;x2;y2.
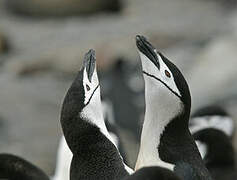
0;0;237;176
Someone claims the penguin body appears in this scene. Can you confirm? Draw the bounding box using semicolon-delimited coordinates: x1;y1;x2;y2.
193;128;236;180
52;101;127;180
60;49;132;180
190;105;236;180
135;35;212;180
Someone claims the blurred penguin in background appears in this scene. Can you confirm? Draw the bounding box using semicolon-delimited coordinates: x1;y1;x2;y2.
190;105;236;180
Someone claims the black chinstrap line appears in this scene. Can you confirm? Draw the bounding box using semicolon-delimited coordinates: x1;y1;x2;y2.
85;84;100;106
142;71;181;99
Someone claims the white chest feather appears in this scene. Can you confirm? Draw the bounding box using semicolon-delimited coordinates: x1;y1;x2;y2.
52;136;72;180
80;88;116;146
135;80;182;171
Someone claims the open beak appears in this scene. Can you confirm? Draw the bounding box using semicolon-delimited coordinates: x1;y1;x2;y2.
82;49;96;82
136;35;160;70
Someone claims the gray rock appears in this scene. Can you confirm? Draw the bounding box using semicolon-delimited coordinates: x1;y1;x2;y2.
0;73;69;175
6;0;122;17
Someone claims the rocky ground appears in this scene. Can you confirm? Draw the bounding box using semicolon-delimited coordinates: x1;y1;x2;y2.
0;0;237;175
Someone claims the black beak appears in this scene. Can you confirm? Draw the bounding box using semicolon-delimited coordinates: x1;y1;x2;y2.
136;35;160;70
82;49;96;82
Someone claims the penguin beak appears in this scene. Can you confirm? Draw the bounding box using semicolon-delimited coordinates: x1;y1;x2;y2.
136;35;160;70
82;49;96;82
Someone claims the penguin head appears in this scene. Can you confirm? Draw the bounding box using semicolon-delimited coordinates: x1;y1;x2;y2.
136;35;191;120
61;49;100;135
80;49;99;106
190;105;234;137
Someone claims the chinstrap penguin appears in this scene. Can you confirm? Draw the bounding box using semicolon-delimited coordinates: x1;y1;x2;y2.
52;100;127;180
0;153;49;180
60;49;133;180
193;128;236;180
190;105;235;159
190;105;236;180
135;35;212;180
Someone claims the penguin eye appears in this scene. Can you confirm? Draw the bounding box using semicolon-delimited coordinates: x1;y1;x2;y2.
165;70;171;78
86;85;90;91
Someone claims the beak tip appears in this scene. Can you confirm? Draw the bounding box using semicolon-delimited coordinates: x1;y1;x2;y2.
87;49;96;61
88;49;95;55
136;35;141;41
136;35;147;42
82;49;96;69
83;49;96;64
135;35;145;44
135;35;160;69
135;35;143;51
82;49;97;82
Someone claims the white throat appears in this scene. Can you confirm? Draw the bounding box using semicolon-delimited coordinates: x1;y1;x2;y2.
135;77;182;171
80;87;116;146
80;87;134;174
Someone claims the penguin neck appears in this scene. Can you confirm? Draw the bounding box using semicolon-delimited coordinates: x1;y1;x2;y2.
61;80;133;177
136;88;183;170
135;83;210;180
80;88;115;145
61;82;116;154
158;111;213;179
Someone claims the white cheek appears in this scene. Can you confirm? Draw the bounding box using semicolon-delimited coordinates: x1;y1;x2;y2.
84;88;92;105
83;69;99;105
210;116;234;137
81;89;103;122
157;54;181;97
139;52;181;98
190;116;234;137
189;118;208;134
139;52;159;77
